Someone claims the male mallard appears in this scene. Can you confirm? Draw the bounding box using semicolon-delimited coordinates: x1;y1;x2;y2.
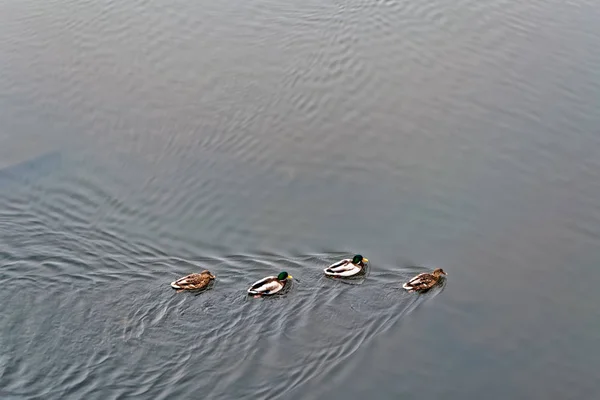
323;254;369;277
402;268;446;292
170;270;216;292
247;271;292;297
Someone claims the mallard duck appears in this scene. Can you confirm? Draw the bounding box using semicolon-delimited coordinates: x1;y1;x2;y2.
247;271;292;297
323;254;369;277
170;270;216;292
402;268;446;292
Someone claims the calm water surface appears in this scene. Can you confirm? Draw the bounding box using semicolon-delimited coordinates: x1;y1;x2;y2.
1;0;600;398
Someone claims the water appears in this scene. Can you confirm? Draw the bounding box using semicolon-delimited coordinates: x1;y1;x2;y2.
1;0;600;398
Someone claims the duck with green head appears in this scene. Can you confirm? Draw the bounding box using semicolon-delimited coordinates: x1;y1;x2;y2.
247;271;292;297
323;254;369;277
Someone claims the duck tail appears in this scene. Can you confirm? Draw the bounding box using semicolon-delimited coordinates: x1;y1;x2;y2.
402;282;413;290
170;281;181;289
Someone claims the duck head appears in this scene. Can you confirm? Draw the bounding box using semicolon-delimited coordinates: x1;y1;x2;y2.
201;270;216;280
352;254;368;265
277;271;293;281
432;268;447;277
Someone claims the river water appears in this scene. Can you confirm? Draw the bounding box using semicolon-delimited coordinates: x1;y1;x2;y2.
1;0;600;398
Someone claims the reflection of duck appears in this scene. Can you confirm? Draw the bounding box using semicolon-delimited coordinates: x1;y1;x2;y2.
403;268;446;292
323;255;368;277
247;272;292;297
170;270;215;292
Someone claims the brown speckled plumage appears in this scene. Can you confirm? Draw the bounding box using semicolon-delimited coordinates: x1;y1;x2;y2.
403;268;446;292
171;270;215;292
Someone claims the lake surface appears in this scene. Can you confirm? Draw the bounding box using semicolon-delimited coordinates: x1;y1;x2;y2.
1;0;600;398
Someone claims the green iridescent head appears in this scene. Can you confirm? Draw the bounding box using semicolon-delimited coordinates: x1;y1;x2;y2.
352;255;368;264
277;271;292;281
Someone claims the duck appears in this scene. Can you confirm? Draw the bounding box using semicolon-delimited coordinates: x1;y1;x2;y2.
170;270;216;292
402;268;447;292
247;271;292;297
323;254;369;277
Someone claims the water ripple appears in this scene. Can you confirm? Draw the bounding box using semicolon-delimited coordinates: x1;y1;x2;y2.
0;232;437;398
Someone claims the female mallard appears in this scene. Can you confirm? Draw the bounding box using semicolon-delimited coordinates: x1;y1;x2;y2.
402;268;446;292
247;271;292;297
170;270;215;292
323;254;369;277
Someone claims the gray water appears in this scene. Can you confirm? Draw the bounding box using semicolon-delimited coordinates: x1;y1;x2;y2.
1;0;600;398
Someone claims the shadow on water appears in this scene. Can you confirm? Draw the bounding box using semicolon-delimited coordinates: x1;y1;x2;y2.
0;150;452;398
0;151;62;190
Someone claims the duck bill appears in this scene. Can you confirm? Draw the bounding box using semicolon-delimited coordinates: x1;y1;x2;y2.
362;258;369;263
287;275;293;280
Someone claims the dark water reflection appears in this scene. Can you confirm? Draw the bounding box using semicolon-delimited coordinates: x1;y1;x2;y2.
2;0;600;398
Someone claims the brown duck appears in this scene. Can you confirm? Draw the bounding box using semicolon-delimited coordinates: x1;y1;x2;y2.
170;270;215;292
403;268;446;292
